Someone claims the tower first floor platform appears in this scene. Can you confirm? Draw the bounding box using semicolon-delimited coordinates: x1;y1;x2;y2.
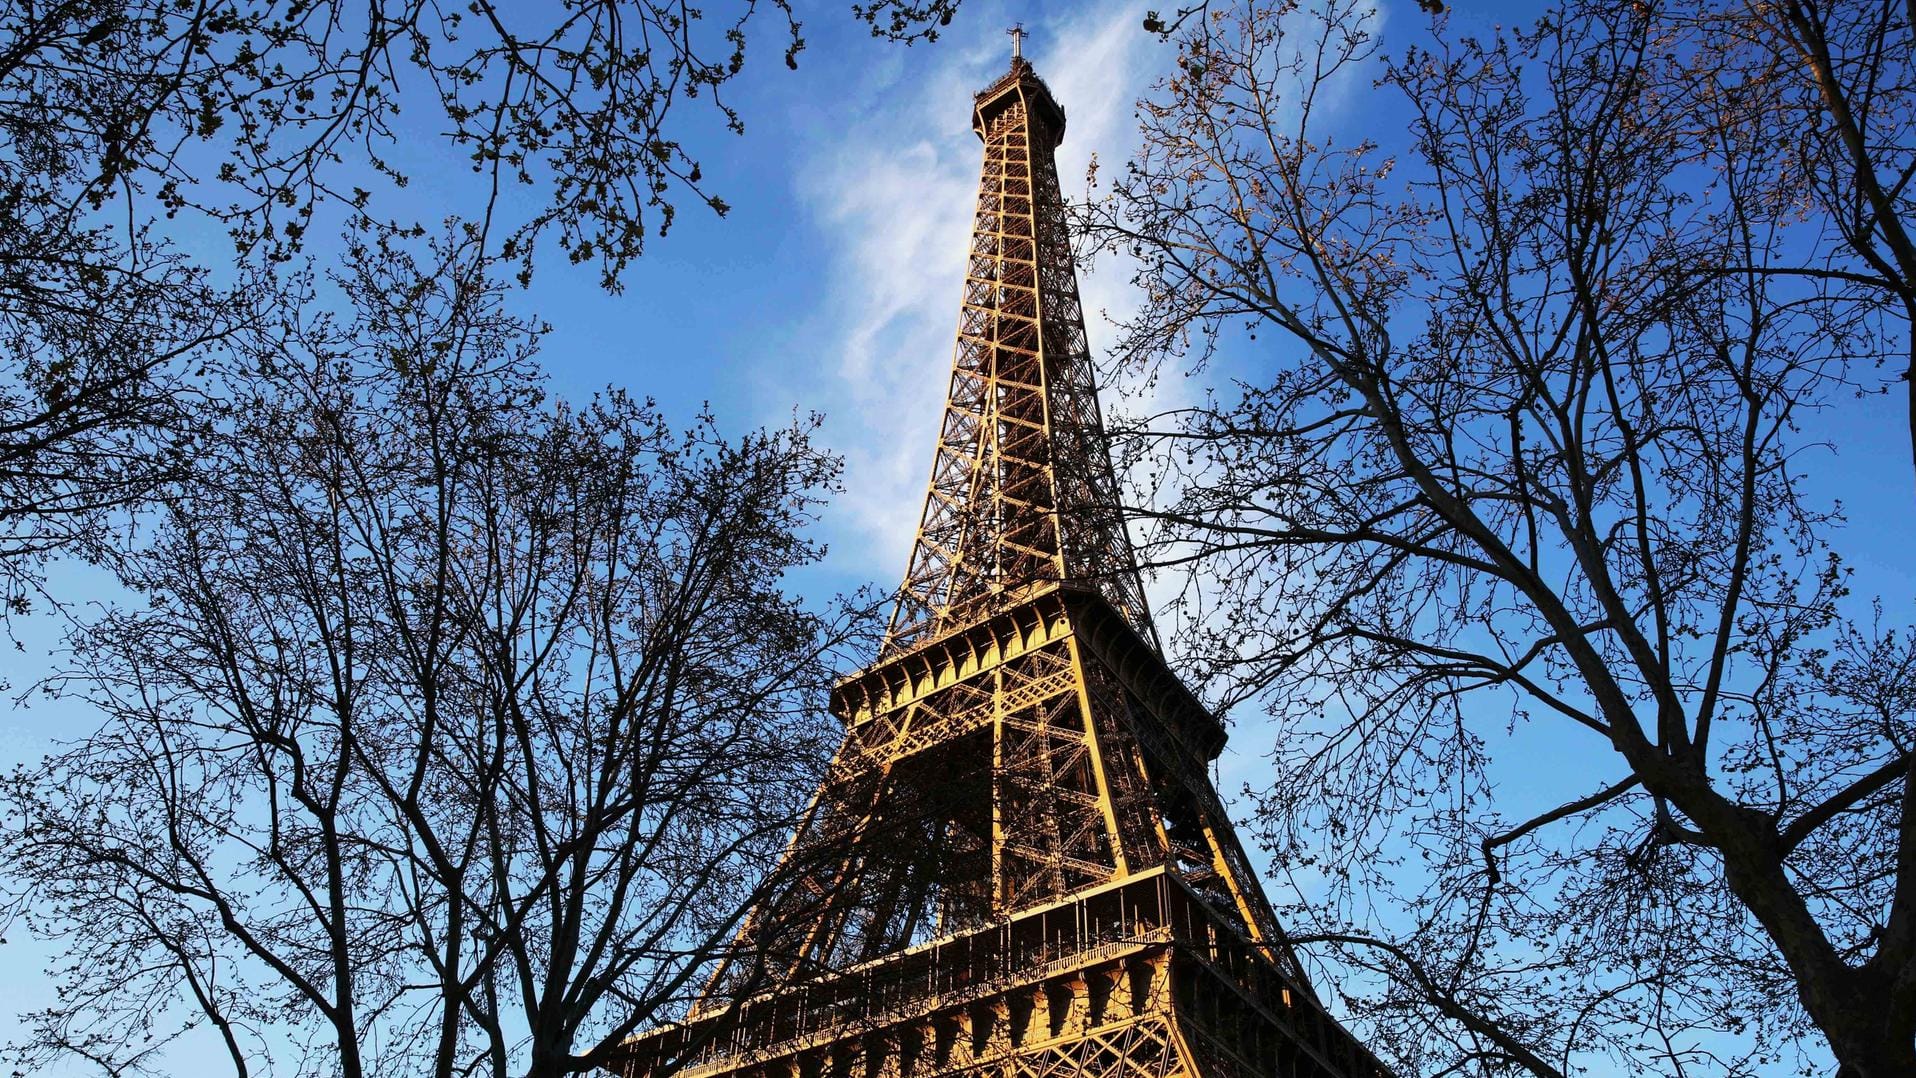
613;868;1389;1078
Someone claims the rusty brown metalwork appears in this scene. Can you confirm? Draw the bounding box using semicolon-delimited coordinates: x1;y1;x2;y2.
609;53;1387;1078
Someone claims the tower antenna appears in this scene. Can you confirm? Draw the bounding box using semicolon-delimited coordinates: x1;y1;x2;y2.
1007;23;1025;61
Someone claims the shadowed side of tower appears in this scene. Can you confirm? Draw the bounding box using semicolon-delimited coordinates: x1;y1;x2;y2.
608;54;1392;1078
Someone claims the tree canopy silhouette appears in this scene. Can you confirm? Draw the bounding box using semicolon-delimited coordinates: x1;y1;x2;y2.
1087;1;1916;1074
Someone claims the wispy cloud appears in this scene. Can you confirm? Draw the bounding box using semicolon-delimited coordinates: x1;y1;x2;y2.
789;3;1161;588
779;0;1305;909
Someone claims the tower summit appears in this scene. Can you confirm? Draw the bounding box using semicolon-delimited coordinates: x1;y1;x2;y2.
611;48;1388;1078
886;52;1154;657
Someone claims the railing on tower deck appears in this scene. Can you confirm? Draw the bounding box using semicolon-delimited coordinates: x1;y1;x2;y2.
971;57;1066;144
834;586;1223;762
616;867;1388;1078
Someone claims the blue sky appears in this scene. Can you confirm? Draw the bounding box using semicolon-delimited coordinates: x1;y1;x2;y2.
4;0;1911;1072
0;5;1193;1068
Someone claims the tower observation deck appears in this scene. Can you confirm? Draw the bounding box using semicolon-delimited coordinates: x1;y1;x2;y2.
609;52;1391;1078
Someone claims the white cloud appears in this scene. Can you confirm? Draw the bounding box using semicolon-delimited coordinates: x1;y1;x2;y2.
791;2;1163;590
779;0;1374;953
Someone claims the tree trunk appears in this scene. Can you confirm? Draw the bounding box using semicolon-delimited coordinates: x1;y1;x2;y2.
1828;1025;1916;1078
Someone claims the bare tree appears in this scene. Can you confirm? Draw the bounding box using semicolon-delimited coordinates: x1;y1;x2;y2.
0;0;966;614
1715;1;1916;493
0;234;876;1077
0;212;234;629
1;0;827;276
1083;1;1915;1075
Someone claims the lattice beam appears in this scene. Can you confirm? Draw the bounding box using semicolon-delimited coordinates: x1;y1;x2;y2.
885;59;1155;655
606;50;1388;1078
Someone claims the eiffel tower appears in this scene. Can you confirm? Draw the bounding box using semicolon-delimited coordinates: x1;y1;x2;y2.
613;47;1387;1078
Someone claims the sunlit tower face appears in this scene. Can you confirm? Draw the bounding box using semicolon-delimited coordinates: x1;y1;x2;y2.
883;52;1156;660
611;43;1390;1078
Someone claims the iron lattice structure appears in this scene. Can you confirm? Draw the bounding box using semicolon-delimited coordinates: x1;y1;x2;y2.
612;58;1389;1078
883;59;1152;656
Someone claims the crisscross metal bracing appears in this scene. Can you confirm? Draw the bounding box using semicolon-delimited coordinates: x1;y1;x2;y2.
885;60;1155;655
609;55;1389;1078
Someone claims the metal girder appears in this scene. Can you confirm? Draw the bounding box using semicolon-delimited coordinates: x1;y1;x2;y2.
607;54;1389;1078
882;56;1156;656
